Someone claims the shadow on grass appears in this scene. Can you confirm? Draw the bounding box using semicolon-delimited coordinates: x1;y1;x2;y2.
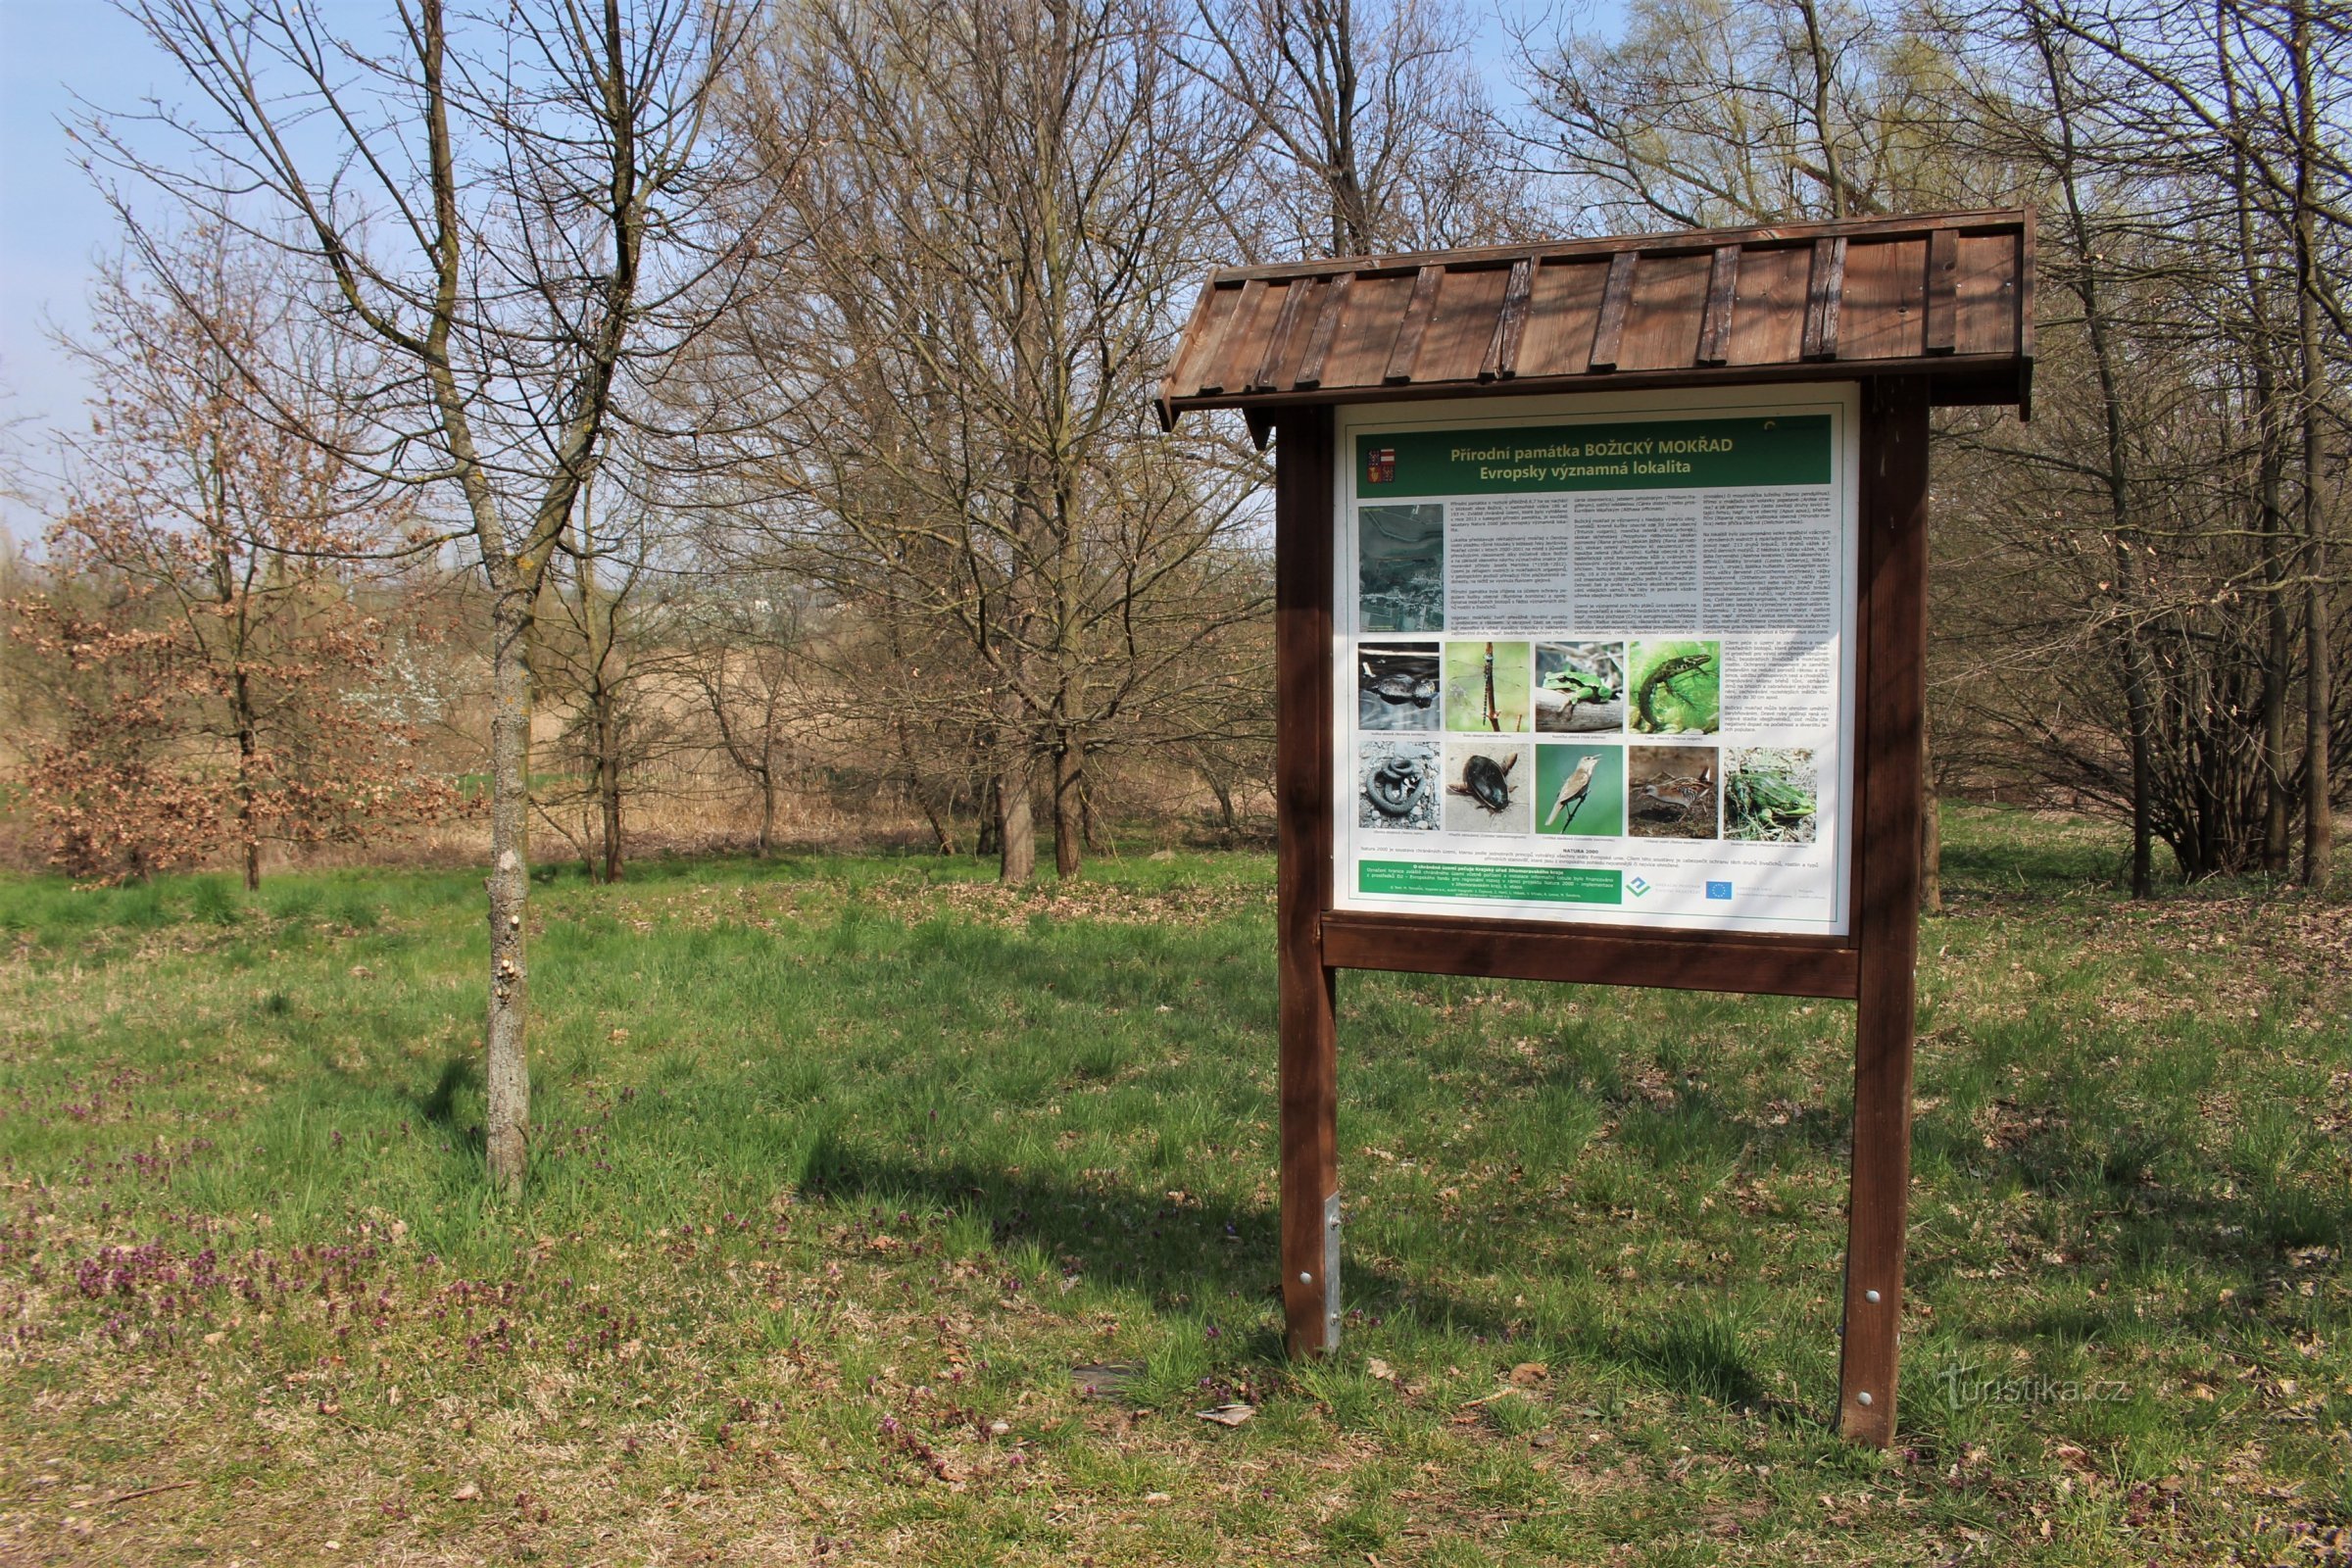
406;1053;487;1156
792;1133;1518;1350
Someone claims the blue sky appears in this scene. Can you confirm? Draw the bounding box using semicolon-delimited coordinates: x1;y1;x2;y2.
1;0;163;537
0;0;1594;542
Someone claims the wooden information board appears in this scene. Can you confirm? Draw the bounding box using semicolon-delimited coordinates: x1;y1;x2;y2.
1159;212;2034;1446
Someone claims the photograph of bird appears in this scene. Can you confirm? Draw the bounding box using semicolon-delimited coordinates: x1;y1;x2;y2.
1545;753;1601;828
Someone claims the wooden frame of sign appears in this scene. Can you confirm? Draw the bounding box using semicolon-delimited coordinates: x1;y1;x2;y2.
1160;212;2034;1447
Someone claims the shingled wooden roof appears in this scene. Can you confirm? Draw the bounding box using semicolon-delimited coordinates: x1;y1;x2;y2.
1157;210;2034;439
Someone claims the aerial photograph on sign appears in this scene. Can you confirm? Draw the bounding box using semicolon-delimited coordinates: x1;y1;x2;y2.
1356;503;1445;631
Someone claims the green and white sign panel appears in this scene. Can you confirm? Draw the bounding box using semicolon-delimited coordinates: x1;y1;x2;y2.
1335;385;1859;936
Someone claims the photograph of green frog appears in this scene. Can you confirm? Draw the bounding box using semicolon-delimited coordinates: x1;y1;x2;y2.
1534;641;1626;733
1725;748;1819;843
1627;639;1721;735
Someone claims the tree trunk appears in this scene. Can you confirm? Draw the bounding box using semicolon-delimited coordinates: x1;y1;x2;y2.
2032;14;2153;899
2290;4;2330;886
234;666;261;892
1208;771;1238;843
597;692;623;884
1053;737;1084;879
1000;753;1036;884
757;738;776;858
485;571;534;1201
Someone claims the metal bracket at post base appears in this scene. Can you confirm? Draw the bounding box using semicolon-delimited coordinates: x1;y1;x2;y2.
1321;1192;1343;1350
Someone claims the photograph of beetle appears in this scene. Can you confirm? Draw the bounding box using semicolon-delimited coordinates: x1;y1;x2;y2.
1534;641;1626;733
1441;740;1533;835
1725;748;1819;843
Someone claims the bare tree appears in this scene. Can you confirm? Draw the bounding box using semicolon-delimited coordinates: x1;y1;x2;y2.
1515;0;1978;231
86;0;763;1194
694;0;1266;884
1182;0;1533;258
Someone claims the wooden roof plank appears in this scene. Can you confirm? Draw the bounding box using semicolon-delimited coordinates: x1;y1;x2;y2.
1589;252;1638;370
1250;278;1313;391
1383;264;1446;384
1952;231;2019;357
1517;258;1610;378
1165;282;1236;400
1838;237;1927;362
1414;265;1509;384
1696;245;1740;367
1194;278;1265;395
1619;251;1713;371
1292;272;1353;390
1802;236;1846;361
1727;245;1810;366
1480;258;1535;381
1925;227;1958;354
1321;271;1417;389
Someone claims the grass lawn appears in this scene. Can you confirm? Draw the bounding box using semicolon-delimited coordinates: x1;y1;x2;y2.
0;806;2345;1565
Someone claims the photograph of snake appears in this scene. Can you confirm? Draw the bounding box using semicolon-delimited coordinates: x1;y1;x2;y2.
1534;641;1626;733
1534;743;1624;836
1358;504;1445;632
1725;748;1819;843
1627;639;1721;735
1441;740;1533;834
1627;745;1721;838
1356;643;1442;731
1356;740;1440;830
1443;640;1531;732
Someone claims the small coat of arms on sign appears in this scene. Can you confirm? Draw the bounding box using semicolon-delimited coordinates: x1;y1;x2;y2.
1366;448;1396;485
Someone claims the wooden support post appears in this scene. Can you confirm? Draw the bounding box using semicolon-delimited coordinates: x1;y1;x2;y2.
1274;407;1341;1358
1838;376;1931;1445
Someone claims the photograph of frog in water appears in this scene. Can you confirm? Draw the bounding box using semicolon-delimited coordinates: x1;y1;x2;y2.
1356;643;1442;732
1534;641;1626;733
1628;639;1722;735
1356;739;1440;830
1726;747;1819;843
1442;740;1533;834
